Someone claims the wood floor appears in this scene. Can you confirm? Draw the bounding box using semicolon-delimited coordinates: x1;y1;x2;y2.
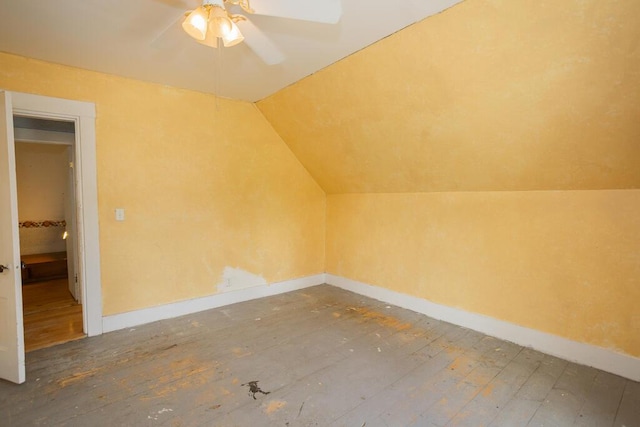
2;285;639;426
22;278;85;352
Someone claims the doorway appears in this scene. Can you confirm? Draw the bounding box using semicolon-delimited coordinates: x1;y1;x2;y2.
0;90;103;384
14;117;85;351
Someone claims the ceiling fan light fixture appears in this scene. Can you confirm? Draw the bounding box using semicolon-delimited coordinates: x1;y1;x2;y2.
197;32;217;48
198;12;241;48
207;16;233;37
182;6;209;41
197;22;219;48
184;1;245;48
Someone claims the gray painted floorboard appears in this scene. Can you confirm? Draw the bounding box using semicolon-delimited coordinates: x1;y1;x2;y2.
1;284;638;426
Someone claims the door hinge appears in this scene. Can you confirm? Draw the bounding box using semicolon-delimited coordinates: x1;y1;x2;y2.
75;274;78;283
69;161;74;169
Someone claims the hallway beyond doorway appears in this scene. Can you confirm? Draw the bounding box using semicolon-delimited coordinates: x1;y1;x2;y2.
22;278;84;352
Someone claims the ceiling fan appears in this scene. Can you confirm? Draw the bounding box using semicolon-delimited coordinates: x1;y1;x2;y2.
175;0;342;65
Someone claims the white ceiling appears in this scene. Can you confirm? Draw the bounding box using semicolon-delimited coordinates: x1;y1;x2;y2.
0;0;463;102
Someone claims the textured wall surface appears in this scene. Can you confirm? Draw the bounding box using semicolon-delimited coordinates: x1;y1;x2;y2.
0;52;326;315
327;191;640;357
258;0;640;193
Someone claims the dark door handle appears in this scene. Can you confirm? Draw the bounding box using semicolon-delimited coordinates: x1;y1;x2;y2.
0;264;9;273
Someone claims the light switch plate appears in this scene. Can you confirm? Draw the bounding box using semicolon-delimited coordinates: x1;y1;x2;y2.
115;208;125;221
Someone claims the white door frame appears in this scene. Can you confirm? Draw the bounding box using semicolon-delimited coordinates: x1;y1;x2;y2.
12;92;103;337
65;145;80;302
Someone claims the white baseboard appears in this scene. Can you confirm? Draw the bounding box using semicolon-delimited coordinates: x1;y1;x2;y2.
326;274;640;382
101;272;640;382
102;273;326;333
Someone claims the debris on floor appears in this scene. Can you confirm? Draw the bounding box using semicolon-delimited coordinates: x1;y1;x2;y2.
242;380;271;400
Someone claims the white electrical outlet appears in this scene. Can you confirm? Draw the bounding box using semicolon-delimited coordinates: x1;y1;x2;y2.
115;208;125;221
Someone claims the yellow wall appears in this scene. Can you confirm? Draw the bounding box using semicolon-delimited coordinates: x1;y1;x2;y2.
258;0;640;193
0;52;326;315
258;0;640;358
327;192;640;357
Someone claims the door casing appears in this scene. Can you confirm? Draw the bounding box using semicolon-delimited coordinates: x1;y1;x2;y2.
12;92;102;335
11;91;103;339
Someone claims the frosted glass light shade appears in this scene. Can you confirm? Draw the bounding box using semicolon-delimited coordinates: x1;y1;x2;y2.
182;6;209;40
222;21;244;47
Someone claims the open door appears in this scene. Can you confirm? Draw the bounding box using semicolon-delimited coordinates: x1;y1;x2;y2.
65;146;79;301
0;91;26;384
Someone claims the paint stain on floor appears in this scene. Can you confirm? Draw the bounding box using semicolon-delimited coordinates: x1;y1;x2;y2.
264;400;287;414
137;357;219;400
346;306;412;331
482;383;495;397
232;347;252;358
57;368;103;387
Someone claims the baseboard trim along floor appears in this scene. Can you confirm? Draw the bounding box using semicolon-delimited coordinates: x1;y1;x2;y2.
103;272;639;382
102;273;326;333
326;274;640;382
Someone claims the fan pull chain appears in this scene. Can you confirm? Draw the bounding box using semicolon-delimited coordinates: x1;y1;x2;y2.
214;36;222;111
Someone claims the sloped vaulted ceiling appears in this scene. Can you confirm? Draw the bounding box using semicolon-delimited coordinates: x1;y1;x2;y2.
257;0;640;194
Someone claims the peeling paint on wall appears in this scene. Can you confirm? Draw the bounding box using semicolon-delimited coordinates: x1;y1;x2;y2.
217;266;267;293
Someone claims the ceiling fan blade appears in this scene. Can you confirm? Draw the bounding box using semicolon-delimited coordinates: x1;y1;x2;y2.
237;20;285;65
149;10;187;49
248;0;342;24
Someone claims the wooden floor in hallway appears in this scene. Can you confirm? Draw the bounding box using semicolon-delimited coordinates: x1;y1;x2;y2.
22;278;85;352
2;284;638;426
